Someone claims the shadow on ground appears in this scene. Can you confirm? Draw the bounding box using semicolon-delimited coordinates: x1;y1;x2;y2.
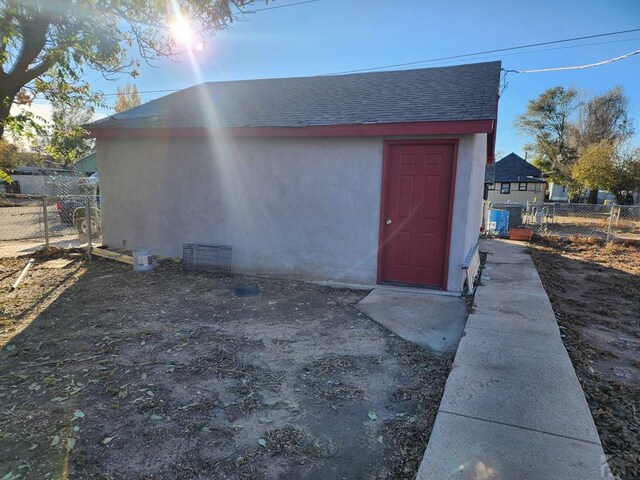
0;258;452;480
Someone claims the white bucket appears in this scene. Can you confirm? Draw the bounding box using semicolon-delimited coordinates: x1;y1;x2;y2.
132;248;153;272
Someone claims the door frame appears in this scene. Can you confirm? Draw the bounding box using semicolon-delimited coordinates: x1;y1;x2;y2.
376;139;459;290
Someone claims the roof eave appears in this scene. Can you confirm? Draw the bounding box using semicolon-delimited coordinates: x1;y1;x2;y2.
87;119;495;139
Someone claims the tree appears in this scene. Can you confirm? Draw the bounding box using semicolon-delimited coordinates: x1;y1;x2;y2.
0;137;17;181
114;83;141;113
573;141;640;204
0;0;260;139
515;87;579;188
575;86;634;148
45;101;95;169
573;86;634;202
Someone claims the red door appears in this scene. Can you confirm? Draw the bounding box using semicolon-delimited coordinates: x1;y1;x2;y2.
379;141;456;288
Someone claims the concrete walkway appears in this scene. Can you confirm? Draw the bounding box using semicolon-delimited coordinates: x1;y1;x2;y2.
417;239;613;480
356;288;467;353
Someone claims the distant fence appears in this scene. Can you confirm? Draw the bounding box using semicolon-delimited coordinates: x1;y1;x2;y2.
0;171;101;252
484;201;640;242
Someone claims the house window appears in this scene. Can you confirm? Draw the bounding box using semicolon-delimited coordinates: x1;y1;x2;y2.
487;183;495;190
500;183;510;194
519;182;527;191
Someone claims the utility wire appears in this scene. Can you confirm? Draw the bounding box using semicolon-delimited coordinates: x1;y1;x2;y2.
325;27;640;75
20;27;640;103
243;0;319;13
504;48;640;73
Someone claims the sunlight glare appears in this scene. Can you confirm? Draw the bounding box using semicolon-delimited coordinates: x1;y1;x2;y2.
171;15;194;47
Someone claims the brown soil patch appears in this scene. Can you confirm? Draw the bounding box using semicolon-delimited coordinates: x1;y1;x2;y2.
0;254;452;479
530;237;640;479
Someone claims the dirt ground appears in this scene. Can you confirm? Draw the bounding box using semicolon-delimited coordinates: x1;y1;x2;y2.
530;237;640;479
0;251;452;480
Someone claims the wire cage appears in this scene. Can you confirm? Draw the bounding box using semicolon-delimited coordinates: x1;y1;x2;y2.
183;243;232;274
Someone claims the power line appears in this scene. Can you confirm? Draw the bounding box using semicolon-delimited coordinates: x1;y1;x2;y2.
325;27;640;75
505;48;640;73
23;26;640;104
242;0;319;13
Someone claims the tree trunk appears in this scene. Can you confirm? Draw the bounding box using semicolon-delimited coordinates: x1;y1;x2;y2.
588;188;599;204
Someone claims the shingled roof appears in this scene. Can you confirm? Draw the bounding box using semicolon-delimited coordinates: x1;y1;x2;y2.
485;153;544;183
88;61;501;131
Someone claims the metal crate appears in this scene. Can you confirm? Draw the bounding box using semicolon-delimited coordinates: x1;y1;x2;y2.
182;243;232;274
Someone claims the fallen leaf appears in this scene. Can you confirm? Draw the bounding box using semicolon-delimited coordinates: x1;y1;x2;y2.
72;410;85;421
150;414;163;421
377;435;384;443
257;438;267;448
102;437;114;445
66;438;76;451
259;417;273;424
0;471;21;480
368;411;378;421
51;435;60;446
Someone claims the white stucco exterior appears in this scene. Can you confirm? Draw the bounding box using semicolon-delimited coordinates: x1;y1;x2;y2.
487;182;546;205
97;133;487;293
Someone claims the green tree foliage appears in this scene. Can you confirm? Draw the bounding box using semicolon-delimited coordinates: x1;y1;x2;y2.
574;86;634;203
114;83;141;113
45;101;95;169
573;141;640;204
515;87;579;187
0;0;260;139
0;137;17;181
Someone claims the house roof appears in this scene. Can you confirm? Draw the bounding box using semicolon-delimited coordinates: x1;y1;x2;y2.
87;61;501;133
485;153;544;183
75;151;97;173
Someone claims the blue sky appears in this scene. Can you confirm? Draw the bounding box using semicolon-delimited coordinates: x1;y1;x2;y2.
84;0;640;155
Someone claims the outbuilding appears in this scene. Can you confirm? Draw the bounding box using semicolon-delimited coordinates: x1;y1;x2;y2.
87;61;501;293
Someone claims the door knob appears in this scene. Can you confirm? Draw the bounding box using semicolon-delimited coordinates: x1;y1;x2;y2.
386;219;392;225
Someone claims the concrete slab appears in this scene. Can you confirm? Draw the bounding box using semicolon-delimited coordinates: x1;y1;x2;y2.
466;313;560;339
439;362;601;444
480;238;530;255
418;238;610;479
355;288;467;353
417;412;613;480
455;325;568;364
480;262;544;286
473;286;557;320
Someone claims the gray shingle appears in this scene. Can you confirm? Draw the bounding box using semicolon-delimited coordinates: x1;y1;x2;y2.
88;61;501;130
486;153;544;183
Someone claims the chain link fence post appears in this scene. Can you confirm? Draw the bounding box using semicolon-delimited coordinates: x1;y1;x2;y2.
86;196;92;261
42;196;50;247
606;205;614;243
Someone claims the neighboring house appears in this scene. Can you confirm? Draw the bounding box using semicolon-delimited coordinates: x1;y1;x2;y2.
75;151;97;175
547;179;621;204
547;180;569;202
86;61;501;293
8;166;76;195
485;153;545;204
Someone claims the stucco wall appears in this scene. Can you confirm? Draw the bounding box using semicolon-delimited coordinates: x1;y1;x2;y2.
447;133;487;292
98;133;486;292
487;182;545;205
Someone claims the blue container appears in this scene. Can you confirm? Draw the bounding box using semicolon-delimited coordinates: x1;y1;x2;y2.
489;209;510;237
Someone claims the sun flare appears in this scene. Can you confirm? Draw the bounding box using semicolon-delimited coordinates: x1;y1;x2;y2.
170;15;194;47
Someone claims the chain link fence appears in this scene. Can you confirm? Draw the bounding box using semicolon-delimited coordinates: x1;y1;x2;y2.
0;171;101;255
484;200;640;242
